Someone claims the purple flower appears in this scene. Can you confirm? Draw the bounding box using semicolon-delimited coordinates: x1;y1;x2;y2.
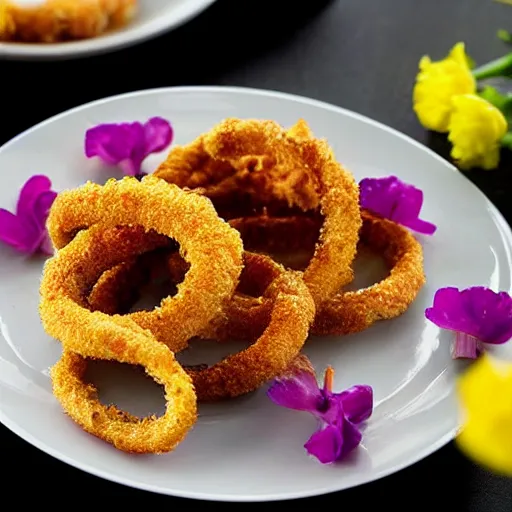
425;286;512;359
0;175;57;256
267;358;373;464
85;117;173;176
359;175;437;235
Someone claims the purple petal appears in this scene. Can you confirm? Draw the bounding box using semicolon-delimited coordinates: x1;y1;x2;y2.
31;190;57;230
85;122;145;166
118;159;140;176
337;416;364;459
38;232;54;256
359;176;400;219
16;175;52;219
425;287;478;334
426;287;512;345
0;209;39;253
336;385;374;424
402;217;438;235
359;175;437;235
143;117;173;154
305;416;363;464
267;370;322;413
305;424;343;464
391;183;423;221
85;118;173;176
462;287;512;345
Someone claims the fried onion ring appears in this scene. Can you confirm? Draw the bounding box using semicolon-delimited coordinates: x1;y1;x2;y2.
153;118;362;307
46;176;244;352
312;211;426;335
227;210;426;336
40;225;197;454
86;249;315;401
189;252;315;401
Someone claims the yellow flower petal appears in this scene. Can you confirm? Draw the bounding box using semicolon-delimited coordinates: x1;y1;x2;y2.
448;94;507;171
457;355;512;476
413;42;476;132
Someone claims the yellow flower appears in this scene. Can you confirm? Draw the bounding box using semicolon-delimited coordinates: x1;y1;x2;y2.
448;94;507;170
457;354;512;476
413;43;476;132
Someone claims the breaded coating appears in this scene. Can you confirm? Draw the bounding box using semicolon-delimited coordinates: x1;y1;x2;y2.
206;210;426;336
40;226;197;454
154;121;320;215
312;211;426;335
187;255;316;401
46;176;244;352
0;0;137;43
154;118;362;307
87;248;315;401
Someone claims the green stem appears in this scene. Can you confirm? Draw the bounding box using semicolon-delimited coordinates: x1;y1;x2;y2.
501;131;512;150
473;53;512;80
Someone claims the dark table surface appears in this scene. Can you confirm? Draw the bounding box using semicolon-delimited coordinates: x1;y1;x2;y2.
2;0;512;508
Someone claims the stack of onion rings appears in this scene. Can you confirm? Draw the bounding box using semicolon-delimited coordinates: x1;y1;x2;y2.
154;118;362;307
153;118;426;334
41;175;316;452
39;117;427;454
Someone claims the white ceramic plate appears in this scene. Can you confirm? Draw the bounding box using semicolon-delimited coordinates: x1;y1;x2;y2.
1;86;511;502
0;0;217;60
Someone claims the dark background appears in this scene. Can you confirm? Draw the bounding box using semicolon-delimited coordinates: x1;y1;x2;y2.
1;0;512;508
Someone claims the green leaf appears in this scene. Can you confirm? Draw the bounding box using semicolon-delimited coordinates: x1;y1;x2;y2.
479;85;508;109
473;53;512;80
478;85;512;124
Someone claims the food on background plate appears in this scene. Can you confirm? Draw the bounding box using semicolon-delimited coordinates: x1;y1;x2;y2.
0;0;137;43
34;116;432;461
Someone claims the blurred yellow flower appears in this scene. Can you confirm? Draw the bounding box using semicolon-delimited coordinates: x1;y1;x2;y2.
448;94;507;170
457;354;512;476
413;43;476;132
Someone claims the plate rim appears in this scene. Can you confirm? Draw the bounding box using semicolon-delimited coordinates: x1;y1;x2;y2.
0;85;508;501
0;0;218;61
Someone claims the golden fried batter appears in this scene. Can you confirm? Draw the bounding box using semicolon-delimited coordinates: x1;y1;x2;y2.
0;0;137;43
154;118;362;307
46;176;244;352
41;226;197;454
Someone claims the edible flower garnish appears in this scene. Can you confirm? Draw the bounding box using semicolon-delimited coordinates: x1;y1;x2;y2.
267;356;373;464
359;176;437;235
412;32;512;171
85;117;173;176
448;94;508;170
456;353;512;477
413;42;476;133
0;175;57;256
425;286;512;359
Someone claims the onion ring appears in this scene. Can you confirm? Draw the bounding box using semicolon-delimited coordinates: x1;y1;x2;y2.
227;210;425;335
153;118;362;307
312;211;426;335
40;225;197;454
86;248;315;401
189;252;315;401
46;176;244;352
